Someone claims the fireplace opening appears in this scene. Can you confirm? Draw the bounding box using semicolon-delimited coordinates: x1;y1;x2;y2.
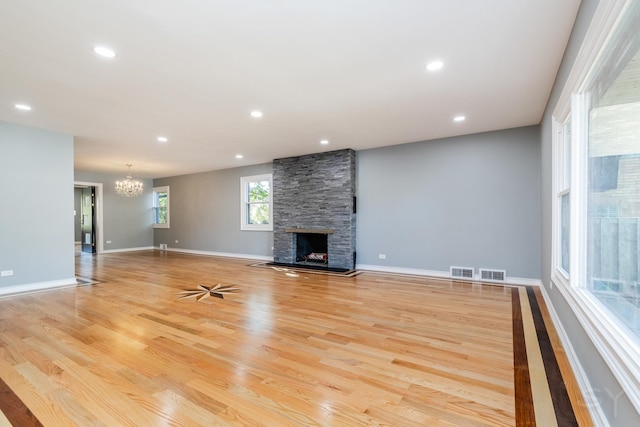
296;233;328;265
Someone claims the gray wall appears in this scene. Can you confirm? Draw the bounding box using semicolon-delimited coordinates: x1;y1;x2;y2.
154;128;541;280
540;0;640;424
74;170;154;251
0;121;75;288
357;126;541;280
153;163;273;257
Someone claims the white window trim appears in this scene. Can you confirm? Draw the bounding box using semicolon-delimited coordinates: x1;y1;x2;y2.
552;117;571;284
240;174;273;231
153;186;170;229
557;189;570;281
550;0;640;415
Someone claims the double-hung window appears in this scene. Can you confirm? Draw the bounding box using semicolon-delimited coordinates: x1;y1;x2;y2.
153;186;169;228
555;117;571;278
551;0;640;411
240;174;272;231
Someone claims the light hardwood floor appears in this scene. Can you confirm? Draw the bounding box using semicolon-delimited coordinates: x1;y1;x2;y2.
0;251;592;426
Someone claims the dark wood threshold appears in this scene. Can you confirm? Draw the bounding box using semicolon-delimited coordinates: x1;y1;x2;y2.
513;288;536;425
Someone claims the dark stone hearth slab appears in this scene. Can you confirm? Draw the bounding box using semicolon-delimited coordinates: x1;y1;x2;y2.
266;262;352;274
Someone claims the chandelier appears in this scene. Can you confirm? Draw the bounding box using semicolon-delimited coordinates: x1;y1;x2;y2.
115;164;143;197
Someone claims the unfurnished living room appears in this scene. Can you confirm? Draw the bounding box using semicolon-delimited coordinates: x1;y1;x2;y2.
1;1;639;426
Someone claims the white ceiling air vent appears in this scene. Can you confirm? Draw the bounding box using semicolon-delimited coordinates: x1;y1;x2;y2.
479;268;507;283
450;266;474;280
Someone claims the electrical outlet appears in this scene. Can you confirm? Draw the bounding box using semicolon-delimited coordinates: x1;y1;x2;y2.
1;270;14;277
378;254;386;260
106;240;112;244
175;240;179;244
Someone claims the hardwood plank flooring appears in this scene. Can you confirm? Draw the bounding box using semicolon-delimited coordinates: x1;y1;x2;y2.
0;250;593;426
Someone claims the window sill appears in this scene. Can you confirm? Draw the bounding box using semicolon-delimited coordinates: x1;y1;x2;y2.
551;275;640;414
240;225;273;232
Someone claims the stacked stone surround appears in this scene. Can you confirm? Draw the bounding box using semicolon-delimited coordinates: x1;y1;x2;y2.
273;149;356;270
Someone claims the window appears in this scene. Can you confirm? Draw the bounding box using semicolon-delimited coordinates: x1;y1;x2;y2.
153;186;169;228
556;118;571;277
584;24;640;341
240;174;272;231
551;0;640;411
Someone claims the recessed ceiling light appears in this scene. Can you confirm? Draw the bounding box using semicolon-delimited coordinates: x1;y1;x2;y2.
426;60;444;71
453;115;466;122
235;154;244;159
250;111;263;118
157;136;168;143
14;104;32;111
93;45;116;58
320;139;329;145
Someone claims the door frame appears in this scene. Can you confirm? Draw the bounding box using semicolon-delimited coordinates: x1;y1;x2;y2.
74;181;104;254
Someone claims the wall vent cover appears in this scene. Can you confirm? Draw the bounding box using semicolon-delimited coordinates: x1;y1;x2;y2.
479;268;507;283
450;266;474;280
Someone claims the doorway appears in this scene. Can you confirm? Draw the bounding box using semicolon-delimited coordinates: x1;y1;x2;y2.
74;181;104;255
80;186;96;253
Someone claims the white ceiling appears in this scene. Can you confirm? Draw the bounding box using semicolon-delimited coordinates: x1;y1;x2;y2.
0;0;581;178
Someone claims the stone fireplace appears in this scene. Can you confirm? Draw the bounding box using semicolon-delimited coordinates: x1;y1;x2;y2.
273;149;356;270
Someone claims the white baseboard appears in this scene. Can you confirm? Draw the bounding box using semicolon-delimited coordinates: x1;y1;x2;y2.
356;264;542;286
156;247;274;262
101;246;156;254
538;284;608;426
508;277;543;287
0;278;77;297
356;264;451;279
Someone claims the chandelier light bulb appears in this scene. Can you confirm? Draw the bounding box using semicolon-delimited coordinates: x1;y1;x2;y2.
115;164;144;197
